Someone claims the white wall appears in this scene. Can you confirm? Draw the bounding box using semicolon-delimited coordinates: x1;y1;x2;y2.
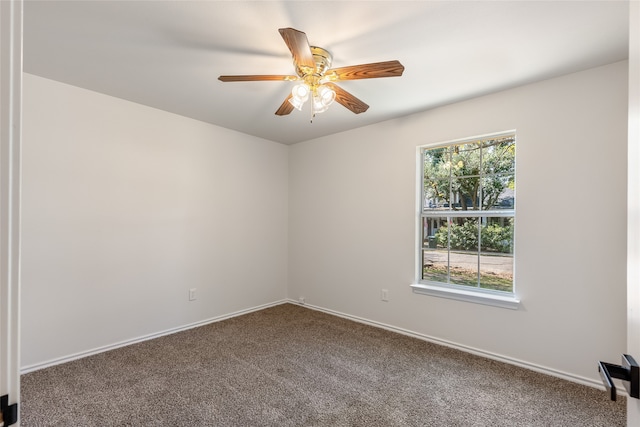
21;74;289;369
289;61;628;385
22;61;628;387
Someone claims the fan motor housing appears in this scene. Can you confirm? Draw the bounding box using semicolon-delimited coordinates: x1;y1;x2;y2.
296;46;332;77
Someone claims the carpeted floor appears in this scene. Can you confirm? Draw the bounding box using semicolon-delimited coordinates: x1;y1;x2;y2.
21;303;625;426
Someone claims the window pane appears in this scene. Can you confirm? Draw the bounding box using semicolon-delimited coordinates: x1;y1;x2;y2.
451;177;481;211
479;253;513;292
422;249;449;282
423;148;451;211
446;217;480;287
423;177;450;211
479;217;514;292
482;173;515;210
423;147;450;177
482;137;515;176
423;216;449;283
422;216;447;244
451;143;482;179
447;216;479;252
449;250;479;287
480;217;514;254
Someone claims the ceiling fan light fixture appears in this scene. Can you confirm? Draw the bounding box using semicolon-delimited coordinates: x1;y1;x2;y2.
312;92;332;113
289;83;310;110
291;83;310;100
288;95;306;111
310;85;336;114
312;96;329;114
318;85;336;106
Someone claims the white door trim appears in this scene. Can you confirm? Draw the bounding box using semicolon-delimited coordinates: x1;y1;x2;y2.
0;0;23;425
628;1;640;426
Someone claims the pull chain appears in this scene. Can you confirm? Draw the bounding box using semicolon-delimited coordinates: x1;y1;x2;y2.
310;97;314;123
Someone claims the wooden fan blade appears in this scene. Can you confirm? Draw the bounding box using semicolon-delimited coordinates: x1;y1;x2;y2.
278;28;315;72
218;75;296;82
328;60;405;81
275;94;294;116
324;83;369;114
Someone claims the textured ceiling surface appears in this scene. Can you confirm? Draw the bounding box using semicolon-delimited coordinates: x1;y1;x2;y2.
24;1;629;144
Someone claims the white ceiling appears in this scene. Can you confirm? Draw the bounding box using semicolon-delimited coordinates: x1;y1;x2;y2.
23;1;629;145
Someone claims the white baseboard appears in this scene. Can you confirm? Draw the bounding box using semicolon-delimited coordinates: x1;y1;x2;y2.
20;299;288;374
288;299;613;393
22;298;618;396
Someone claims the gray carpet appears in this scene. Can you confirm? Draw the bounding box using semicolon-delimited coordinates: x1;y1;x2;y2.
21;303;625;426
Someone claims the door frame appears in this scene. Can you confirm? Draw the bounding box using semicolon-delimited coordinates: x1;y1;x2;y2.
0;0;23;425
628;0;640;425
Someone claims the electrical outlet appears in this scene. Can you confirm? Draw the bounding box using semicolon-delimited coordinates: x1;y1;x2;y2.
189;288;197;301
299;297;306;305
381;289;389;302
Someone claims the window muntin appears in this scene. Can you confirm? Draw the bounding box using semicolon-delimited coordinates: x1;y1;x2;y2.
420;133;515;295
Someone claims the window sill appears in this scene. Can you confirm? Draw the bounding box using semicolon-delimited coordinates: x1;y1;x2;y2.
410;283;520;310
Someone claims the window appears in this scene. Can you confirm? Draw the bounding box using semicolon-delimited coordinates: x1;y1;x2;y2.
412;132;519;309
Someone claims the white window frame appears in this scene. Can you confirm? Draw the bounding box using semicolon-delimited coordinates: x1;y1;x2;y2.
411;131;520;310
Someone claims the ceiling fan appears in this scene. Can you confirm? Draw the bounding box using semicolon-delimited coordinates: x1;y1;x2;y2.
218;28;405;118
